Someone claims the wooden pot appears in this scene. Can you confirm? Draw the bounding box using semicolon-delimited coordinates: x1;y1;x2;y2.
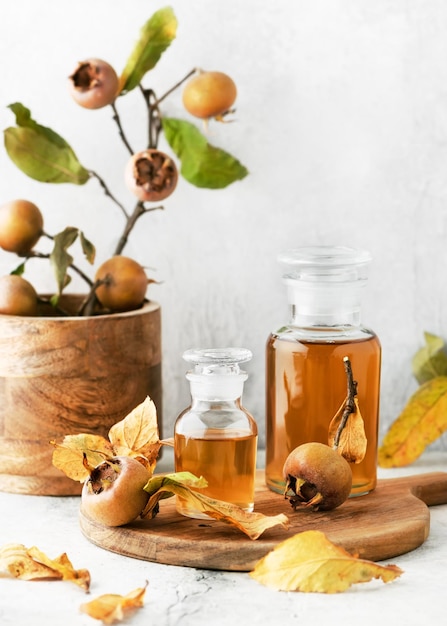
0;295;162;496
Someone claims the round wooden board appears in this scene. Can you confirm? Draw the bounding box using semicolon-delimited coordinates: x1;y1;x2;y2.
79;470;447;571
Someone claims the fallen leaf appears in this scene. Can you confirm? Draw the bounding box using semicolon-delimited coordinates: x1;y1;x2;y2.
51;434;114;482
250;530;403;592
0;543;90;591
108;397;161;472
80;582;147;624
378;376;447;467
142;472;289;540
328;396;367;464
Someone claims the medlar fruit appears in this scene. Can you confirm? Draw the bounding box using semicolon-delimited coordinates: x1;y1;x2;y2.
283;442;352;512
124;149;178;202
182;70;237;119
0;199;43;254
68;58;119;109
94;255;149;312
0;274;38;316
81;456;150;527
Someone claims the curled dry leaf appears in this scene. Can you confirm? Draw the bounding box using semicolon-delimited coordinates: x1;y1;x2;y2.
51;396;162;481
108;397;161;472
0;543;90;591
51;434;114;482
250;530;403;593
142;472;289;540
328;396;367;464
80;582;147;625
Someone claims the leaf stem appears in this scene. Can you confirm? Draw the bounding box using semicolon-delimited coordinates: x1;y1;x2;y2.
333;357;358;449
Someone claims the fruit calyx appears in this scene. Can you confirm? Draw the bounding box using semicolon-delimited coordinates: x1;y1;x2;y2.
83;454;121;495
71;62;101;91
285;475;324;510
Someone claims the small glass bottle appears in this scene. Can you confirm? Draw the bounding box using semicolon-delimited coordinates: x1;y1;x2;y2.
266;246;381;496
174;347;258;519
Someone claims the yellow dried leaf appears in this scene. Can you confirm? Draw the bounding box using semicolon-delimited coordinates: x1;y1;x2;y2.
379;376;447;467
0;543;90;591
328;396;367;464
51;434;114;482
108;397;161;472
80;582;147;624
250;530;403;593
143;472;289;540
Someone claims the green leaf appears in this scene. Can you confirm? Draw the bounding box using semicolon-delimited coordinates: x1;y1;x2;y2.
4;103;90;184
11;262;26;276
79;232;96;264
378;375;447;467
50;228;77;294
49;227;95;295
162;118;249;188
119;7;177;94
412;331;447;384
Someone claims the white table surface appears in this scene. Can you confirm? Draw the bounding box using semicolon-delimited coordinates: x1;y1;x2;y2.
1;450;446;626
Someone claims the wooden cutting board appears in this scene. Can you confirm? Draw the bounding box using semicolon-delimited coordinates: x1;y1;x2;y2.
79;470;447;571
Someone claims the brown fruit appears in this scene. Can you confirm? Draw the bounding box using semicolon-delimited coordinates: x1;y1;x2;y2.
81;456;150;527
124;149;178;202
95;255;148;312
283;442;352;511
182;71;237;119
0;274;38;316
0;199;43;254
68;58;119;109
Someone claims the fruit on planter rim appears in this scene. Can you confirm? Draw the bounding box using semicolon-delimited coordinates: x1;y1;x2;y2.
124;149;178;202
81;456;151;527
95;255;149;312
283;442;352;511
0;274;38;316
68;58;119;109
0;199;43;254
182;70;237;119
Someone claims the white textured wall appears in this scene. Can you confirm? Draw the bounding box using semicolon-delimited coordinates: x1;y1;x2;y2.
1;0;447;451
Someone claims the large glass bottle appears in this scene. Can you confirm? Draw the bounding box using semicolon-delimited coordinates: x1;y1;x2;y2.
174;347;258;519
265;246;381;496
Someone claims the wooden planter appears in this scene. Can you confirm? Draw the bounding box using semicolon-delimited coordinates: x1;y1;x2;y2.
0;295;162;496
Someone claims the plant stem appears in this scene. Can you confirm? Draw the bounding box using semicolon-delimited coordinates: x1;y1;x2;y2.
139;86;161;149
26;250;94;287
140;68;197;149
333;357;357;449
155;67;197;106
111;101;134;156
77;279;104;316
113;201;164;255
89;171;129;219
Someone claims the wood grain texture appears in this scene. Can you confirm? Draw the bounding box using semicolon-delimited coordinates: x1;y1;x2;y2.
79;470;447;571
0;297;162;495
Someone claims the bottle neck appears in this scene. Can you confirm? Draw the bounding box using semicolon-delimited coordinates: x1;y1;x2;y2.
285;279;365;327
187;374;246;402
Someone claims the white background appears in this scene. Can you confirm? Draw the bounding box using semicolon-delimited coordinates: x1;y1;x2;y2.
1;0;447;450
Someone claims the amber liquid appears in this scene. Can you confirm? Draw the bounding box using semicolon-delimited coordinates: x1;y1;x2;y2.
175;429;258;519
266;332;381;495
